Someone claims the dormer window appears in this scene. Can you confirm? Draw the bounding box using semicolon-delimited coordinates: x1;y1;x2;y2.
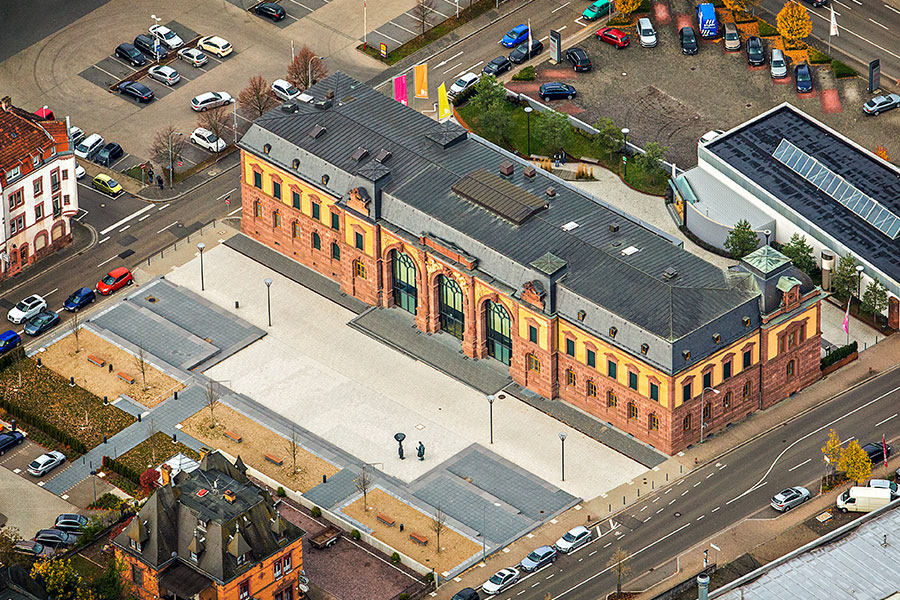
5;166;21;181
190;551;198;562
237;553;248;566
130;539;141;552
32;155;40;167
609;327;617;339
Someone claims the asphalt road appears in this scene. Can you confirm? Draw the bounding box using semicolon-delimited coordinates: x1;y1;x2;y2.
481;369;900;600
0;0;113;63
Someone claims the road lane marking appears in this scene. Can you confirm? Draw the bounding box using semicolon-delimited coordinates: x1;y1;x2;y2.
669;499;676;505
97;255;118;268
656;508;664;513
653;497;659;502
808;9;900;60
227;206;243;216
644;516;652;522
665;489;672;494
707;473;714;478
841;436;856;444
589;551;597;556
552;1;571;12
466;60;484;71
640;506;648;512
712;506;720;513
44;288;58;297
696;515;704;521
886;3;900;14
531;582;540;587
119;225;130;232
99;204;154;235
157;203;169;210
681;490;689;496
603;542;612;548
157;221;179;234
545;574;554;579
98;236;110;244
434;51;464;68
869;17;889;29
540;35;549;41
138;214;151;221
876;413;898;427
832;0;851;9
558;25;567;31
727;481;767;505
789;458;812;471
442;62;463;74
694;481;701;487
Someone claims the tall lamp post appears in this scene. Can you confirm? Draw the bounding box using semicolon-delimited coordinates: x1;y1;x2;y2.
856;264;865;308
487;394;495;444
700;386;719;444
151;15;162;47
524;106;533;156
621;127;630;179
264;278;273;327
168;131;183;189
197;242;206;291
559;432;567;481
309;56;326;89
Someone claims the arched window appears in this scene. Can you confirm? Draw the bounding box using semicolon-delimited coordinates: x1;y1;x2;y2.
742;381;752;398
331;242;341;260
292;222;301;239
312;232;321;250
683;414;692;430
566;369;576;387
587;380;597;397
273;211;281;228
628;402;638;420
786;360;795;378
723;392;731;410
254;200;262;218
649;414;659;430
527;354;540;372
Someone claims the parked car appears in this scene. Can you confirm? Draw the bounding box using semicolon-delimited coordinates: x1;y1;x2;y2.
554;525;592;553
746;36;765;66
24;310;60;336
0;430;25;455
636;17;657;47
696;2;718;38
795;62;813;92
191;91;234;111
272;79;301;101
117;81;154;102
868;478;900;499
95;142;124;167
509;39;544;63
97;267;133;295
64;287;96;312
75;164;85;179
69;126;85;146
770;486;810;511
8;294;47;324
197;35;233;57
862;441;892;464
54;514;89;533
450;589;480;600
482;56;512;76
770;48;788;78
34;529;77;547
679;27;698;55
178;47;209;67
255;2;286;20
92;174;123;196
115;43;146;67
449;72;479;97
133;34;168;60
148;65;181;86
13;540;56;558
565;47;592;71
0;330;21;355
723;21;741;51
481;567;519;595
863;93;900;115
801;0;826;6
74;133;104;159
27;451;66;476
191;127;226;152
539;82;576;101
501;24;529;48
519;545;557;572
149;24;184;49
837;486;891;513
582;0;611;20
596;26;630;48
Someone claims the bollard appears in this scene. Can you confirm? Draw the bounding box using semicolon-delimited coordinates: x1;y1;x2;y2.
680;465;683;473
652;481;655;489
174;391;178;400
103;435;107;444
623;496;626;505
399;523;404;532
637;489;640;497
138;413;142;422
666;473;669;481
10;419;16;432
172;433;177;444
70;376;75;386
104;396;108;405
37;358;42;368
235;301;240;309
609;504;611;512
109;363;113;373
322;474;327;484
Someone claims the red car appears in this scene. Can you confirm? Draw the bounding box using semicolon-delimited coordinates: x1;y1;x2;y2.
97;267;133;295
597;27;630;48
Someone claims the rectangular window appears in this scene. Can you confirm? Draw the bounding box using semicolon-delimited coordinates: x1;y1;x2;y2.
723;360;732;380
253;171;262;189
273;181;282;199
800;324;807;342
292;222;301;239
650;414;659;430
62;195;69;207
587;349;596;368
628;372;638;390
131;565;143;586
254;201;263;218
5;166;20;181
355;261;366;278
527;354;540;372
355;232;364;250
650;382;659;402
50;170;59;192
607;360;617;380
629;403;638;419
62;169;68;180
274;560;282;579
239;581;250;600
32;154;39;167
702;372;712;389
9;189;23;209
723;392;731;409
702;403;710;421
528;325;538;344
587;380;597;397
292;191;301;209
275;593;283;600
607;391;617;407
312;203;320;220
313;232;321;250
743;381;751;398
35;204;43;221
683;382;692;403
283;553;292;572
33;178;42;196
331;212;340;230
565;338;575;356
284;588;293;600
743;349;752;369
567;370;576;386
331;242;341;260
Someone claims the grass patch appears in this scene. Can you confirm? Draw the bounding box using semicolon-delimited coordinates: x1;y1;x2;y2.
512;66;535;81
69;554;105;582
808;46;831;64
88;493;124;510
122;165;149;183
757;19;778;37
832;59;857;78
116;432;199;472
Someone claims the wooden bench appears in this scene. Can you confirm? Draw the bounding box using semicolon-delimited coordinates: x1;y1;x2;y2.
409;532;428;546
117;372;135;384
87;355;106;367
224;430;242;443
376;513;395;527
265;453;283;466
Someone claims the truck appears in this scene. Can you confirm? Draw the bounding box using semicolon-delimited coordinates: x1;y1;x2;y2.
696;3;718;38
836;486;892;513
309;524;341;549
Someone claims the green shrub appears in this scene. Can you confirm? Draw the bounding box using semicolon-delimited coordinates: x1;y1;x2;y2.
832;60;857;78
607;16;631;26
425;572;435;583
512;66;535;81
808;46;830;64
398;595;410;600
351;529;361;540
89;493;122;510
0;347;25;372
102;455;141;485
821;341;858;370
276;486;286;497
757;19;778;36
390;552;401;564
451;82;479;107
310;506;322;517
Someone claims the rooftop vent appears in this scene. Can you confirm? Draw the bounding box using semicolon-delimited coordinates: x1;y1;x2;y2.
223;490;237;503
577;310;586;321
524;166;536;178
375;149;392;163
641;343;649;355
351;147;369;161
308;124;326;139
499;162;514;176
609;223;620;233
196;489;209;498
609;327;617;339
326;91;334;100
713;333;721;343
682;349;691;361
662;267;679;280
742;316;751;327
280;102;298;113
546;187;556;197
621;246;640;256
561;221;579;231
313;99;332;110
292;158;300;169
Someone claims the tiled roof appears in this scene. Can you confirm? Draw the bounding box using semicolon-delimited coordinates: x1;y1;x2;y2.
0;105;64;175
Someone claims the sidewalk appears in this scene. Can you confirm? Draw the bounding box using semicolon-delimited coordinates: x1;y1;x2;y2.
0;221;94;297
135;150;241;202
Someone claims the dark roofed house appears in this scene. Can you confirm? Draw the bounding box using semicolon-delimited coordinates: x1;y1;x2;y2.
113;451;305;600
236;73;822;455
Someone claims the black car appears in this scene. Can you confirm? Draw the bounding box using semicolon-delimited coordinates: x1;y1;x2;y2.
451;589;480;600
482;56;512;76
801;0;826;6
34;529;77;547
133;34;168;59
862;442;892;464
255;2;286;20
0;430;24;455
509;39;544;64
680;27;698;55
795;62;813;93
23;310;60;336
115;43;146;67
565;47;592;72
746;36;765;66
539;82;576;101
95;142;124;167
117;81;154;103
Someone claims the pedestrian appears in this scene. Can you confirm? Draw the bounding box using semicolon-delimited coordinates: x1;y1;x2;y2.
147;166;154;182
156;175;163;190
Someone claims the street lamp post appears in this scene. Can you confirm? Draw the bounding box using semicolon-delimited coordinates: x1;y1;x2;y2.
559;432;567;481
197;242;206;291
524;106;533;156
856;264;865;307
264;278;273;327
487;394;495;444
309;56;325;90
168;131;183;189
89;470;97;504
621;127;630;179
151;15;162;58
700;386;719;444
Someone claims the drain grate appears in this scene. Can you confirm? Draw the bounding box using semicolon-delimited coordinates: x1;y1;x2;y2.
146;296;158;303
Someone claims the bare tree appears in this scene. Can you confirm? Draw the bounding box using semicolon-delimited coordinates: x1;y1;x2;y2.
354;465;372;510
146;418;158;465
197;106;232;160
69;309;82;355
286;46;328;91
285;425;300;475
135;344;148;391
411;0;435;35
238;76;278;119
608;548;631;599
205;379;219;429
149;125;187;184
430;505;446;553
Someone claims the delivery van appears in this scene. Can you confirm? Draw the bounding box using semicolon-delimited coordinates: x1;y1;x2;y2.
696;3;718;38
836;486;892;513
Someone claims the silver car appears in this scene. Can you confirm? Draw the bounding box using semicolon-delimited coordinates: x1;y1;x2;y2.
178;47;208;67
770;48;788;78
770;486;811;511
637;18;657;47
863;93;900;115
148;65;180;86
28;451;66;476
481;567;519;595
554;525;592;553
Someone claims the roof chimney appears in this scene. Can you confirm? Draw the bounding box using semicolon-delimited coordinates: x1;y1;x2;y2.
499;161;514;176
1;96;10;111
223;489;237;503
523;166;536;178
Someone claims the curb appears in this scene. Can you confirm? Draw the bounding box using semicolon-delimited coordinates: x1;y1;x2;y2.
135;160;241;203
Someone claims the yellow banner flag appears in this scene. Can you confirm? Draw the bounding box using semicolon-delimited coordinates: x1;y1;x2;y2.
414;64;428;99
437;83;451;121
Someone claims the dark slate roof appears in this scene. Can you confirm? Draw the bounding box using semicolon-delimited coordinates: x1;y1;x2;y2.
706;103;900;288
113;452;303;586
243;73;759;340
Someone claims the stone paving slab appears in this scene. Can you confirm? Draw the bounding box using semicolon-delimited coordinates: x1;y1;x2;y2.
305;468;364;509
112;395;146;418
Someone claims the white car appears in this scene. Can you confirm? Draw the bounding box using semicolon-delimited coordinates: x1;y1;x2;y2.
178;47;208;67
272;79;301;102
554;525;592;553
69;126;85;145
28;451;66;477
149;24;184;49
449;72;479;98
75;164;85;179
191;91;233;112
637;17;658;47
191;127;226;152
148;65;180;86
8;294;47;324
197;35;233;57
481;567;519;595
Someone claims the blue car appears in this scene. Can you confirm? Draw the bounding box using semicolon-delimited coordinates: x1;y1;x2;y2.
0;330;20;355
64;287;96;312
24;310;60;337
501;24;529;48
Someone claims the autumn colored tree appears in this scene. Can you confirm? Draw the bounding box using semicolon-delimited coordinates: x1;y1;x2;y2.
821;428;842;484
875;145;889;161
287;45;328;91
140;468;160;495
776;1;812;45
615;0;643;16
838;440;872;484
608;548;631;598
238;76;278;119
32;559;97;600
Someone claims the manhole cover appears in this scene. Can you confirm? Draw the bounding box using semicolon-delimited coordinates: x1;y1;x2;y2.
498;394;506;399
674;512;682;518
146;296;158;303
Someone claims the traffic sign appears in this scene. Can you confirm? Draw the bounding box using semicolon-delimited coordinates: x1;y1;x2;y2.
177;160;183;167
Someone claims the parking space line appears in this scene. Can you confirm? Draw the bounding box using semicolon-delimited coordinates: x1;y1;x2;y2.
575;17;588;27
833;0;852;9
92;64;121;79
138;213;151;222
886;3;900;14
557;25;567;31
286;0;314;9
540;35;549;41
119;225;131;232
390;20;417;35
109;55;139;71
157;203;170;210
284;12;300;21
868;17;889;29
552;2;571;12
98;236;110;244
109;154;129;169
375;30;402;44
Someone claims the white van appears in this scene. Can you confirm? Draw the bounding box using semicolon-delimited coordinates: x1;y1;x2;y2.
836;486;892;513
74;133;104;160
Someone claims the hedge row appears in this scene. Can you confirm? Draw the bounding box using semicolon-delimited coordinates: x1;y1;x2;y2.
0;395;88;454
102;455;141;485
821;341;857;370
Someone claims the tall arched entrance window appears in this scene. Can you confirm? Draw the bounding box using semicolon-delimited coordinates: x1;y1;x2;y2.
438;275;464;341
392;251;418;315
485;300;511;366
